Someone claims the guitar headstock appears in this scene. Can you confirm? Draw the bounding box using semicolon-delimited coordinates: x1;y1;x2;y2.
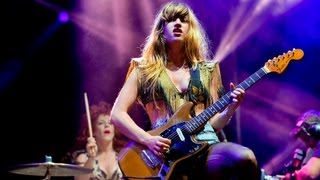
264;48;304;74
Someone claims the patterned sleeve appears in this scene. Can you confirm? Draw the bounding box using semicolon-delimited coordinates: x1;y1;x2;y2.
126;58;144;105
212;61;225;99
201;61;225;102
125;58;142;80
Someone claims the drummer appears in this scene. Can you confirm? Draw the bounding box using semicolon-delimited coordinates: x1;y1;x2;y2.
71;101;125;180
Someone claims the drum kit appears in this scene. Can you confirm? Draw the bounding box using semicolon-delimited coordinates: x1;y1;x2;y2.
9;155;93;180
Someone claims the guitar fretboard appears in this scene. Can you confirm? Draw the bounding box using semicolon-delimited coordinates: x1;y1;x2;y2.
185;67;268;133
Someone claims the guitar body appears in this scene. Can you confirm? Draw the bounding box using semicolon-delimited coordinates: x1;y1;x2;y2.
118;102;209;180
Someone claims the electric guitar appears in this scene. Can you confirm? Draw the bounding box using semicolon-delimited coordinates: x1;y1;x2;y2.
118;48;304;180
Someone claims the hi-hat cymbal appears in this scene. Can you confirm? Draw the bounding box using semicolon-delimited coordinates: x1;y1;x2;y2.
9;162;93;177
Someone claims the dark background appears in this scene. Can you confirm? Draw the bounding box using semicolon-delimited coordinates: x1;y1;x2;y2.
1;0;320;179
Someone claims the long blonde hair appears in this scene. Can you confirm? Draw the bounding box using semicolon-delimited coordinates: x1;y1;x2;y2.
128;2;212;99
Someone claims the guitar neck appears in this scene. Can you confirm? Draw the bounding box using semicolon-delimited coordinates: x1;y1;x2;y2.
185;67;269;133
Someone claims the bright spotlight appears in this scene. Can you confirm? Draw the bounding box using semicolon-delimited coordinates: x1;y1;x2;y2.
58;11;69;23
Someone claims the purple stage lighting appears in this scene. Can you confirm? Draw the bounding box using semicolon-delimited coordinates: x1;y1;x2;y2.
58;11;69;23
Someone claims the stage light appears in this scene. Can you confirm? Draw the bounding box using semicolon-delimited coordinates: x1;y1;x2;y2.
58;11;69;23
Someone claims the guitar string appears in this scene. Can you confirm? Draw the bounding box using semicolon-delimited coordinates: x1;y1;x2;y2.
162;59;293;155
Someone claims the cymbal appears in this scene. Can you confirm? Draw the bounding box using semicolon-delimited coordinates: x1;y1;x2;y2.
9;162;93;177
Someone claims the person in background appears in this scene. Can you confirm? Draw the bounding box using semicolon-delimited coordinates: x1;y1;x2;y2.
286;110;320;180
110;2;260;179
69;101;125;180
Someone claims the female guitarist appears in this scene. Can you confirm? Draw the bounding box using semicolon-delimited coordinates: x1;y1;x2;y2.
111;2;260;179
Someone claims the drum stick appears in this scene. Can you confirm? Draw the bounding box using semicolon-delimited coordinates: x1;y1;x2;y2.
84;92;93;137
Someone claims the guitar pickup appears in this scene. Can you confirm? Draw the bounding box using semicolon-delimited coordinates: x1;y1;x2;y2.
176;128;185;141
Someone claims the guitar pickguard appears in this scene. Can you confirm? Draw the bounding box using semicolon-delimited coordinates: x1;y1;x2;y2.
161;122;205;161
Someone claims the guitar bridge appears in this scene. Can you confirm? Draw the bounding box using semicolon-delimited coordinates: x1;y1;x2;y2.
141;149;162;169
